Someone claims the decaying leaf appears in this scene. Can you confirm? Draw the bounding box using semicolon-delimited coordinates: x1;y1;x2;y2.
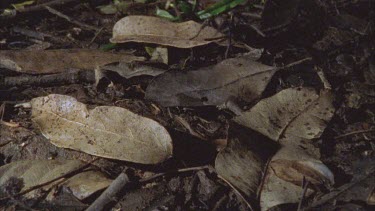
0;49;144;74
215;138;263;197
61;170;112;200
260;147;334;211
234;88;335;156
146;56;277;106
0;160;111;200
215;125;277;198
101;62;167;79
110;15;224;48
308;157;375;209
31;94;173;164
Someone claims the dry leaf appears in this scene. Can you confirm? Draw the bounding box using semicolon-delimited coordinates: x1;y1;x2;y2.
101;62;167;79
215;138;263;197
260;147;334;211
215;125;276;198
0;49;144;74
31;94;173;164
61;170;112;200
146;56;277;106
234;88;335;156
0;160;111;200
111;16;224;48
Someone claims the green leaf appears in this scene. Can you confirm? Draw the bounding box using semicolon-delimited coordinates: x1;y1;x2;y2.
12;0;34;10
155;7;179;21
100;43;117;51
196;0;247;20
178;1;193;14
145;46;156;56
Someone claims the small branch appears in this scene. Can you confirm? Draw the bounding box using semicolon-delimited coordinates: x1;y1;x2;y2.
306;169;375;209
282;57;313;69
218;175;255;211
44;6;100;31
86;165;209;211
0;158;98;202
297;178;310;211
1;70;95;88
86;172;130;211
17;0;81;13
335;129;375;139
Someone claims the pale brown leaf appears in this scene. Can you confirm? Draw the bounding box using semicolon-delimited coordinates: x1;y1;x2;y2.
234;88;335;156
31;94;173;164
146;56;277;106
110;16;224;48
260;146;334;211
0;49;144;74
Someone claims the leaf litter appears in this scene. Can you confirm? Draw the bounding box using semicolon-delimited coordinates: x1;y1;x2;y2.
146;55;278;106
111;15;225;48
30;94;173;164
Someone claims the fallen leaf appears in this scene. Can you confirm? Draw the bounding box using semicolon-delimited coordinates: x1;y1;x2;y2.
308;157;375;209
215;125;276;198
145;56;277;106
101;62;167;79
0;49;144;74
31;94;173;164
260;146;334;211
234;88;335;156
215;138;263;197
110;15;224;48
61;170;112;200
0;160;111;200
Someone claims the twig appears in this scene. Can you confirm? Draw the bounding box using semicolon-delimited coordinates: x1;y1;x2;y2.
315;66;332;90
334;129;375;139
297;177;310;211
218;175;255;211
282;57;313;69
86;165;209;211
139;165;210;183
89;27;104;45
256;158;271;199
44;6;100;31
240;12;262;20
0;158;98;202
1;69;95;88
306;168;375;209
86;171;130;211
17;0;81;13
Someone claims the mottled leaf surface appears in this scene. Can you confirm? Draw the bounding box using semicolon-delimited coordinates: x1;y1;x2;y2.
31;94;173;164
234;88;335;156
146;56;277;106
0;49;143;74
0;160;111;200
111;15;224;48
260;146;334;211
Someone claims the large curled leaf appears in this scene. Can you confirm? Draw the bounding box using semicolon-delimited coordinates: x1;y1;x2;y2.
0;159;111;200
110;15;224;48
146;56;277;106
0;49;144;74
234;88;335;156
31;94;173;164
260;146;334;211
